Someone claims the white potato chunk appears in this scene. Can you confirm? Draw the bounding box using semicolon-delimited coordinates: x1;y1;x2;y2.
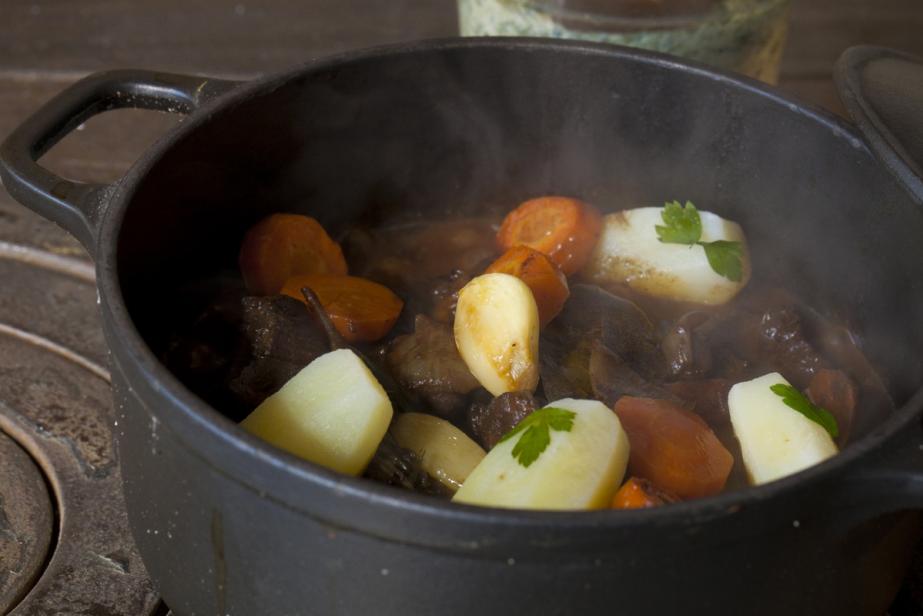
240;348;392;475
392;413;486;492
454;273;540;396
583;207;750;305
729;372;838;485
453;398;629;510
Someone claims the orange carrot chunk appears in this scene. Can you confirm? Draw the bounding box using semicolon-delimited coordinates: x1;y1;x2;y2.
240;213;347;295
496;196;602;276
485;246;569;326
613;397;734;499
281;274;403;343
611;477;678;509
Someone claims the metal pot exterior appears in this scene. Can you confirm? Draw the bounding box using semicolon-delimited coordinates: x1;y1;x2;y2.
4;40;923;615
111;359;921;615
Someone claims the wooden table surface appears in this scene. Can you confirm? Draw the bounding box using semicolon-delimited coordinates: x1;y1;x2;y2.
0;2;922;613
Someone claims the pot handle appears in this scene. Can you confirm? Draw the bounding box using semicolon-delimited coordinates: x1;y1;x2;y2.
0;69;241;255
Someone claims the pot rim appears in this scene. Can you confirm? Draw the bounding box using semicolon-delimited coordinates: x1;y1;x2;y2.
96;37;923;537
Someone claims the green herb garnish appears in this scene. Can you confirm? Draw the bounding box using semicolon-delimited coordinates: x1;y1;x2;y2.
655;200;702;244
770;383;839;439
702;240;744;282
655;200;744;282
498;406;576;468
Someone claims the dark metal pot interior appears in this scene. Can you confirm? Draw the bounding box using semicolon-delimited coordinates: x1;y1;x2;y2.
117;40;923;435
4;39;923;615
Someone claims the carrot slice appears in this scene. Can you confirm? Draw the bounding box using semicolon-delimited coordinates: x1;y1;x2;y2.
240;213;347;295
613;397;733;499
281;274;403;343
496;196;602;275
485;246;569;326
611;477;678;509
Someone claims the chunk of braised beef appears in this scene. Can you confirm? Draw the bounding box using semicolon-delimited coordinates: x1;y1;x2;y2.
799;307;894;439
752;306;823;387
229;295;330;407
660;311;714;378
385;314;480;421
807;369;857;446
590;341;674;407
162;285;251;420
345;219;498;287
430;268;472;324
364;432;450;497
541;337;595;401
666;379;733;427
409;219;499;279
665;290;824;388
541;284;665;401
468;391;540;451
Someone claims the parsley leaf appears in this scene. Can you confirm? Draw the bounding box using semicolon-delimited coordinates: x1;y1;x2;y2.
655;200;702;245
770;383;839;439
700;240;744;282
498;406;577;468
653;200;744;282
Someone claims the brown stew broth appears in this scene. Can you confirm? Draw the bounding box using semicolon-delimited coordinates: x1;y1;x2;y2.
163;217;893;500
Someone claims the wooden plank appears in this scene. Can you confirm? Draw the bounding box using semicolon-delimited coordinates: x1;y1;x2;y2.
783;0;923;78
1;0;921;79
0;0;458;77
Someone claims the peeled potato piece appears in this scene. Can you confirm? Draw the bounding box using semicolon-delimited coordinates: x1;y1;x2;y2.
454;273;540;396
392;413;486;492
729;372;838;485
453;398;630;510
240;348;393;475
583;207;750;305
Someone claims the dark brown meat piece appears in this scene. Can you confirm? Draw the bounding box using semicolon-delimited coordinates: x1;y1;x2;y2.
660;311;714;378
807;369;857;446
541;337;595;402
429;268;471;324
229;295;330;407
748;305;823;387
364;432;449;497
590;341;675;407
345;219;497;290
162;283;251;420
468;391;539;450
667;379;733;427
385;315;480;421
799;307;894;439
669;291;824;388
541;284;666;401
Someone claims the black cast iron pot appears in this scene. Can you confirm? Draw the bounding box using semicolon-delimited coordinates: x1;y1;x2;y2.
3;39;923;616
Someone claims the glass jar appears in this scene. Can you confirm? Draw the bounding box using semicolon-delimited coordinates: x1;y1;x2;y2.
457;0;792;83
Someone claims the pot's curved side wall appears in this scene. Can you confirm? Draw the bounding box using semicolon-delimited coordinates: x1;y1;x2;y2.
112;368;920;616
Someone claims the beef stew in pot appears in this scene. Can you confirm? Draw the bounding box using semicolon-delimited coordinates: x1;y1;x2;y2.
163;196;893;511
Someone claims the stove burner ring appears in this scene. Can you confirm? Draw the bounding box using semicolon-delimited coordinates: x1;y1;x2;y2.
0;430;53;614
0;242;161;615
